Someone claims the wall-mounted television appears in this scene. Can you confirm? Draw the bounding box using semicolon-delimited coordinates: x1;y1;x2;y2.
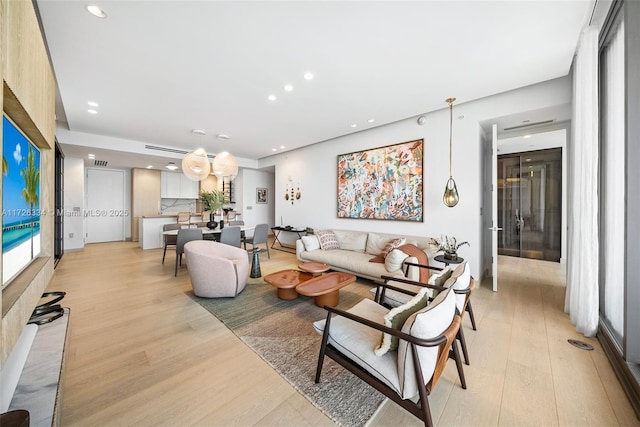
2;115;41;287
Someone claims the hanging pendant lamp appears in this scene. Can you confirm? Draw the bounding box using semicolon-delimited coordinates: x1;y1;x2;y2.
443;97;460;207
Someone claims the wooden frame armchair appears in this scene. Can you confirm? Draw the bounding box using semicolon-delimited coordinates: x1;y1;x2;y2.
314;288;464;427
377;262;476;366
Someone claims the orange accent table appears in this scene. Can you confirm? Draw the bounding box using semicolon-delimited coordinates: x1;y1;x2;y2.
264;269;313;300
298;261;330;276
296;271;357;307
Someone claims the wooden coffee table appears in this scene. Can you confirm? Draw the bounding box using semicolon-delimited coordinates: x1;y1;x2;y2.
296;271;356;307
264;269;313;300
298;261;330;276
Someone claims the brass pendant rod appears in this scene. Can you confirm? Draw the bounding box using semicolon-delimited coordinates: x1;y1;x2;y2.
446;97;456;178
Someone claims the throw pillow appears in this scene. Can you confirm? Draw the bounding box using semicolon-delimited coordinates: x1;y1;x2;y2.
427;266;452;286
301;235;320;251
380;238;406;258
384;249;409;272
315;230;340;251
374;287;430;356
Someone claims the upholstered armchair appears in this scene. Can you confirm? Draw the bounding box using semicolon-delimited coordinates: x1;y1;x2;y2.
184;240;249;298
314;288;464;427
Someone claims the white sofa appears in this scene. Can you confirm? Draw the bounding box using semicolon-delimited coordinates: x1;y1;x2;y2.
295;229;436;282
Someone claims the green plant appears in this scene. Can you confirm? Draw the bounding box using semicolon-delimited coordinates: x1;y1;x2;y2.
430;235;469;255
200;189;224;212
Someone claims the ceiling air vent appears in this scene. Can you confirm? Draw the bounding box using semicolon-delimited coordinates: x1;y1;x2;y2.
145;144;215;159
94;159;108;167
503;119;555;131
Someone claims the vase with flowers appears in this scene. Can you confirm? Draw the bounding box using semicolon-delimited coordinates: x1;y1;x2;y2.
200;189;225;229
430;235;469;260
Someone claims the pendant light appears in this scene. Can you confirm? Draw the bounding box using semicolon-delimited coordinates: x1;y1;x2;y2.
443;97;460;207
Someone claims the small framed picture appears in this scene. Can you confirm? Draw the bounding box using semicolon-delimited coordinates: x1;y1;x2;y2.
256;187;268;204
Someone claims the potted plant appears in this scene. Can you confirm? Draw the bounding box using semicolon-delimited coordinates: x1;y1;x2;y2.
430;235;469;260
200;189;224;229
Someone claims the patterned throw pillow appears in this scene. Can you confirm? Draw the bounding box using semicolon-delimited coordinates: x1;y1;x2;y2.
380;238;406;258
315;230;340;251
374;287;430;356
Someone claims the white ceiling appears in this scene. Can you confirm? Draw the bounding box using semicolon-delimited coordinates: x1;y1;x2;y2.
35;0;594;169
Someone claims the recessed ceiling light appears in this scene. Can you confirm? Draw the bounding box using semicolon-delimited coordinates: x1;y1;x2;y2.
88;101;99;107
216;134;230;141
268;94;277;101
88;109;98;114
166;162;178;170
191;129;206;136
350;124;357;128
86;5;107;18
194;148;205;155
304;72;314;80
523;135;532;139
88;154;95;159
284;84;294;92
367;119;375;123
146;165;153;169
272;148;277;152
525;158;532;162
280;145;285;149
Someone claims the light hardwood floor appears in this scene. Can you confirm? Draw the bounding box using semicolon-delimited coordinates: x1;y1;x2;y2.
49;242;638;426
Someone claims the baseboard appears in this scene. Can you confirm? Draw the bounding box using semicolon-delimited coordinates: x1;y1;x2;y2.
598;321;640;420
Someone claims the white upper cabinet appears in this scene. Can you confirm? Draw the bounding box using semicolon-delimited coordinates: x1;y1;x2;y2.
161;171;198;199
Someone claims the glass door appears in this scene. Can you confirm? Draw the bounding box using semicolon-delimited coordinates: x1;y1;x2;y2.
498;148;562;262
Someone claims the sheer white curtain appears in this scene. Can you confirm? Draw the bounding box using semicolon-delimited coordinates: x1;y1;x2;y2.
601;20;625;337
565;26;599;337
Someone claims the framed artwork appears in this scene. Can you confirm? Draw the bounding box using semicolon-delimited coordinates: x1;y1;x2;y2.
256;187;268;204
337;139;423;221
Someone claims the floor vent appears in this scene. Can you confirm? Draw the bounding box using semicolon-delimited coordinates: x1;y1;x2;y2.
94;160;108;167
568;339;594;350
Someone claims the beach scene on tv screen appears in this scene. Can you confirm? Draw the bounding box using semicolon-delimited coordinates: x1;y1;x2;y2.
2;115;41;287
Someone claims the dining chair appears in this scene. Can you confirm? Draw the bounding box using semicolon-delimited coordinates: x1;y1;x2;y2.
220;226;242;248
244;223;270;258
162;223;180;264
175;228;203;276
176;211;192;228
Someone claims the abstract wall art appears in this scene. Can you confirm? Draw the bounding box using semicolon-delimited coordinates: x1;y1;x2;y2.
337;139;423;221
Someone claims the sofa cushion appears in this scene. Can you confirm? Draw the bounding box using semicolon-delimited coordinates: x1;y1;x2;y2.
428;266;452;286
333;230;367;253
375;287;430;356
301;235;320;251
385;248;409;272
316;230;340;251
366;233;392;255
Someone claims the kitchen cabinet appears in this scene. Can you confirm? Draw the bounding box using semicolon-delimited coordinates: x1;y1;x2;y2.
161;171;198;199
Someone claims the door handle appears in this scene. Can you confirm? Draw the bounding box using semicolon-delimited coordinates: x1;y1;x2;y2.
488;226;503;231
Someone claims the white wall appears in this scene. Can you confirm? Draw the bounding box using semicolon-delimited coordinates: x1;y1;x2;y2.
240;168;275;228
63;157;85;251
259;76;572;281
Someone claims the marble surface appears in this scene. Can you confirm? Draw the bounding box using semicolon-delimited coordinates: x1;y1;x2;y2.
9;308;70;427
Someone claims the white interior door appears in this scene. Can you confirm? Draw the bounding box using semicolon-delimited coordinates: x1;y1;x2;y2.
86;168;125;243
490;124;500;292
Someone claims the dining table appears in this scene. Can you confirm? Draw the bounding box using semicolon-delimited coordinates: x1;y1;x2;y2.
162;225;254;241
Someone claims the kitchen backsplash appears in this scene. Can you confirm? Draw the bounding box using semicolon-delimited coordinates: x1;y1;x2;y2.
161;198;197;214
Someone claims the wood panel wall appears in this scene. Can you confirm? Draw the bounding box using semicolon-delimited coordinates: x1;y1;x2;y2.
131;168;161;242
1;0;57;365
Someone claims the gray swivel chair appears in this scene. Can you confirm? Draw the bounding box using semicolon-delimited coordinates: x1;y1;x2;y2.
162;223;181;264
220;226;242;248
244;223;270;259
175;228;203;276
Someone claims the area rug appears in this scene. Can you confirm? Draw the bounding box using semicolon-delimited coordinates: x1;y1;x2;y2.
190;277;386;426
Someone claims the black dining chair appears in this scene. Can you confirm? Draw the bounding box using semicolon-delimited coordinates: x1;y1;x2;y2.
175;228;203;276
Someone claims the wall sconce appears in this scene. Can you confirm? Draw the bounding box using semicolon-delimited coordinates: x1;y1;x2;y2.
285;177;301;205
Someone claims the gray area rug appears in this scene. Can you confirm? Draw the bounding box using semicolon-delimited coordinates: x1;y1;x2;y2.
191;277;385;426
